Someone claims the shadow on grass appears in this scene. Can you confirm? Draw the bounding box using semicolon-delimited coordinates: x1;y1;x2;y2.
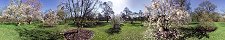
178;25;217;39
130;23;144;27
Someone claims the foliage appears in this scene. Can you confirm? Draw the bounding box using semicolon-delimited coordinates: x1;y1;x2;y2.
15;27;63;40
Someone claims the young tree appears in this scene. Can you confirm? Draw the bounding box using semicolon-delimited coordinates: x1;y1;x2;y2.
56;6;66;22
100;1;113;22
144;0;190;40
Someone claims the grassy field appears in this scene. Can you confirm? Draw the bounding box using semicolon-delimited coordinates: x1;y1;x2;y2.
0;22;225;40
87;22;146;40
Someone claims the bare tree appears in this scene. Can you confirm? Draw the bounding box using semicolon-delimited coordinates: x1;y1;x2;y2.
60;0;100;27
60;0;100;39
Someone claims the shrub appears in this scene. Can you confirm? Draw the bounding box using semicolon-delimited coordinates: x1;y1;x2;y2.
16;27;63;40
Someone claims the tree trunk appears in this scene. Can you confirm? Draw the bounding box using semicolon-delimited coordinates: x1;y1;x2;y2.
107;16;109;22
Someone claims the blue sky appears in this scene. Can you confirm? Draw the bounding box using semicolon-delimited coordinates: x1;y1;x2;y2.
0;0;59;12
0;0;225;13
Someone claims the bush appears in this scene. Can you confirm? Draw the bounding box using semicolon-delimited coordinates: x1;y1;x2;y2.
16;27;63;40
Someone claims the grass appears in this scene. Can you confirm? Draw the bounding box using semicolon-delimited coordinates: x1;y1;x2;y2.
86;22;146;40
1;22;225;40
201;22;225;40
0;25;21;40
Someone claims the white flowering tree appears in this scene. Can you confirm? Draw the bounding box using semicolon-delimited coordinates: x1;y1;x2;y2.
43;10;58;27
144;0;190;40
2;0;42;24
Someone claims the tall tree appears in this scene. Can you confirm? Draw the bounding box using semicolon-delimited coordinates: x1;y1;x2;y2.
100;1;114;22
60;0;100;28
194;0;217;22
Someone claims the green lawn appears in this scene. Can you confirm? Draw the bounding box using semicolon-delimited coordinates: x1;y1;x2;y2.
87;22;146;40
1;22;225;40
0;25;21;40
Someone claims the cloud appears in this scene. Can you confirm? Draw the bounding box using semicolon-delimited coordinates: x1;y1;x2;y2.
100;0;130;15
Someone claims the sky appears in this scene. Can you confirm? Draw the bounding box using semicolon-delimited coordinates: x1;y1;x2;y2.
1;0;225;14
0;0;59;12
